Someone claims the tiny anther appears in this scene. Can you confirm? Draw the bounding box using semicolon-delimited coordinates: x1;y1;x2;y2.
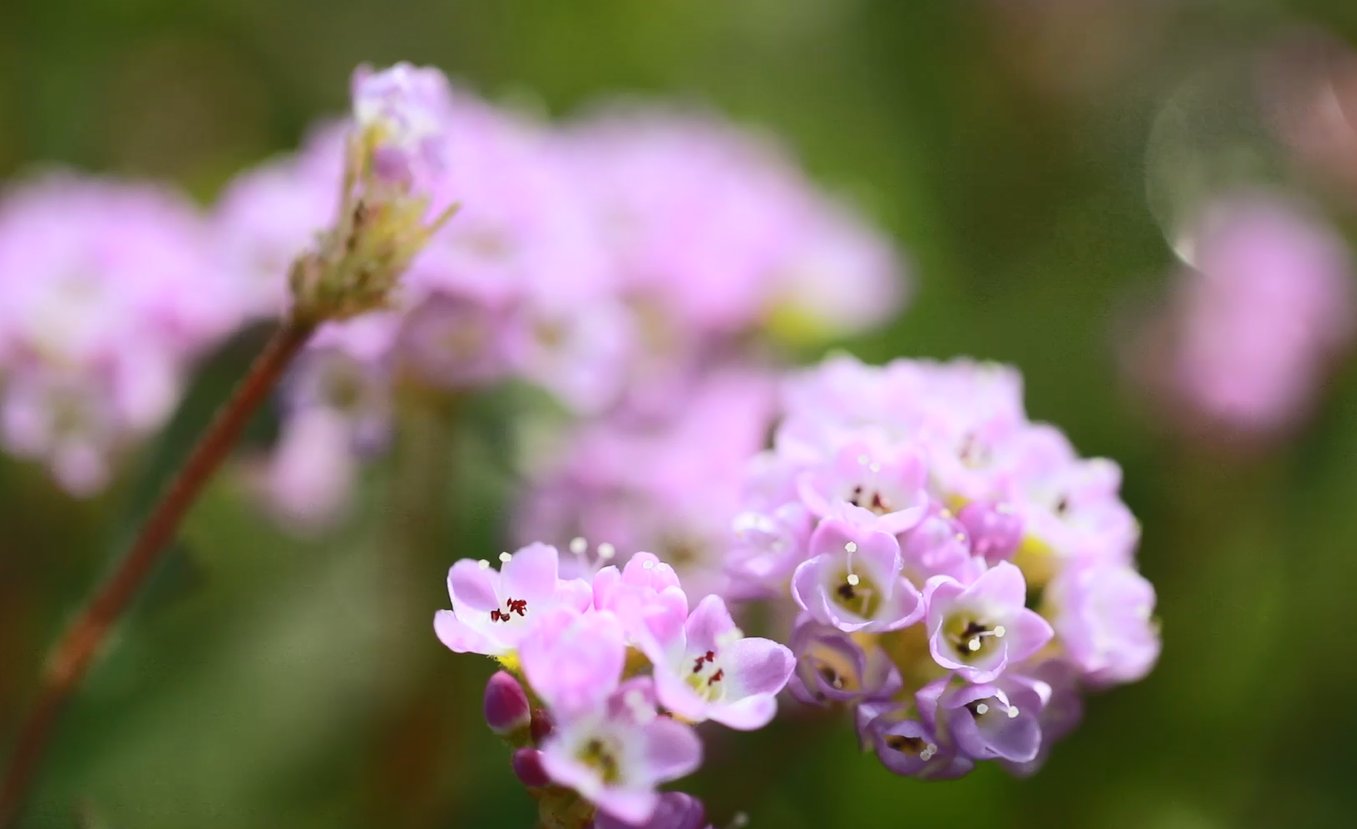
498;552;512;563
993;625;1006;638
974;703;989;716
597;542;616;560
968;638;981;652
477;559;491;570
707;668;724;686
1008;706;1020;719
569;537;588;555
844;541;858;554
846;573;861;587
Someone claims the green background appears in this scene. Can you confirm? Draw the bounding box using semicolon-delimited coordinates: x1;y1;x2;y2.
3;1;1357;827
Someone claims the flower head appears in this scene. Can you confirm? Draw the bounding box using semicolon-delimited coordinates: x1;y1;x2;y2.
289;64;460;324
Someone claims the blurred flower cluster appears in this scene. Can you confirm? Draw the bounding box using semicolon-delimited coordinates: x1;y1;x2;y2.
0;65;904;528
0;177;238;494
1127;194;1355;441
437;543;792;828
725;355;1159;778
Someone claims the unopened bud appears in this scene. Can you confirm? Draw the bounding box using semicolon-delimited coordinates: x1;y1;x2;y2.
529;706;554;743
958;501;1023;564
483;671;531;736
511;748;550;788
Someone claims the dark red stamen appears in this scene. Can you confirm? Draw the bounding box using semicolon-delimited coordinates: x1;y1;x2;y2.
691;650;716;674
489;597;529;624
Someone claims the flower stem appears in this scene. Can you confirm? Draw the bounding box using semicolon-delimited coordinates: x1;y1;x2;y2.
0;317;318;828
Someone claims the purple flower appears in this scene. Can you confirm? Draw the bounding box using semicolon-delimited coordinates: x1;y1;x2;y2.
1047;562;1159;686
999;663;1084;777
540;679;702;826
434;543;592;658
593;792;710;829
646;595;793;730
791;515;923;633
923;562;1053;683
933;681;1042;764
865;697;974;781
787;619;902;706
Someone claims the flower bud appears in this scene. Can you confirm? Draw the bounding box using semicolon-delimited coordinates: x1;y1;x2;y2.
289;63;458;325
957;501;1023;564
529;706;554;743
483;671;531;736
511;748;550;788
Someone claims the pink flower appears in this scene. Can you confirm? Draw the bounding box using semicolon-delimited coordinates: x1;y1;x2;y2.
1046;562;1159;686
923;562;1053;683
520;606;628;717
791;515;924;633
0;174;243;494
645;595;794;730
540;679;702;825
1129;194;1355;437
434;543;592;657
592;552;690;647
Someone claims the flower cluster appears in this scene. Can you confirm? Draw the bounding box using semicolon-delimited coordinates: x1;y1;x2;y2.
436;543;793;827
227;90;904;530
0;176;240;493
1127;194;1354;440
729;354;1159;778
0;63;462;497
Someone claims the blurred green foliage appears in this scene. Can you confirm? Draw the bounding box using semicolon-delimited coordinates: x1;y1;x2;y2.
4;1;1357;827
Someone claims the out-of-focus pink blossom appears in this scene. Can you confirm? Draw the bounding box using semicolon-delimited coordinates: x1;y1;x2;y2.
0;175;244;494
1128;194;1355;438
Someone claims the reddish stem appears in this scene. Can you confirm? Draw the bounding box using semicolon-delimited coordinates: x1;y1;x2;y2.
0;318;317;828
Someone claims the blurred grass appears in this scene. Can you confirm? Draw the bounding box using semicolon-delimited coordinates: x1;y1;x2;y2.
4;1;1357;827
